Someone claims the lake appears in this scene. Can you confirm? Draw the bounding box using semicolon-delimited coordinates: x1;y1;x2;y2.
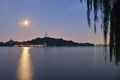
0;47;120;80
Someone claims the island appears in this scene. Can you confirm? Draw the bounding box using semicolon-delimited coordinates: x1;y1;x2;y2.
0;37;94;47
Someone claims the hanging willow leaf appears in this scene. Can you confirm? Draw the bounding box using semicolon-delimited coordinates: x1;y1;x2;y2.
81;0;120;65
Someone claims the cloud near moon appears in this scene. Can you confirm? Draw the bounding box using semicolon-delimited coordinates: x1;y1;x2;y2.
19;20;30;27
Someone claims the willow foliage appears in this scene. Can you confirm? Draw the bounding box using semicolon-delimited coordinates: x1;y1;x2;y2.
81;0;120;45
81;0;120;65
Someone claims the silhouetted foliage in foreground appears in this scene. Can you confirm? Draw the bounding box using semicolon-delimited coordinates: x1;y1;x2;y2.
81;0;120;65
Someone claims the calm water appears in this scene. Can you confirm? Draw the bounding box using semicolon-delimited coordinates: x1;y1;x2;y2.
0;47;120;80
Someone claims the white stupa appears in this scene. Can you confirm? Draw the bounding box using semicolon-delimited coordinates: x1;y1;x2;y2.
44;32;48;38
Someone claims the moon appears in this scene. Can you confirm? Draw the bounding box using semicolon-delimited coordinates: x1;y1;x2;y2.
19;20;30;27
24;20;29;25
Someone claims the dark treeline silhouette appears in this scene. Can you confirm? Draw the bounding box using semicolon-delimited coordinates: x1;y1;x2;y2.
81;0;120;65
0;37;94;47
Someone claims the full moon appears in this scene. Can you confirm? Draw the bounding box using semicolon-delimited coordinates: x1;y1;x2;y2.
19;20;30;27
23;20;30;27
24;20;29;25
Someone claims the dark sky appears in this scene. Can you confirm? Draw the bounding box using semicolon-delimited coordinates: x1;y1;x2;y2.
0;0;103;44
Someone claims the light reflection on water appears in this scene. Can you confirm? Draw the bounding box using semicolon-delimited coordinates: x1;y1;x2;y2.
0;47;118;80
17;47;33;80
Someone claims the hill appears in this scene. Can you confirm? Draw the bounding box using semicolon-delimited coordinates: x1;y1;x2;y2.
0;37;94;47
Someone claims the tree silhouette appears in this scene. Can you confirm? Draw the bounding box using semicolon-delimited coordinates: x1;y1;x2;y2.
81;0;120;65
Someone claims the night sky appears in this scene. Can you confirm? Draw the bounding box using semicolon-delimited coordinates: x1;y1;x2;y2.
0;0;103;44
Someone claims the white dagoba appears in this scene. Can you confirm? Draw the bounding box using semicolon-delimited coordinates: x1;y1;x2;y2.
44;32;48;38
